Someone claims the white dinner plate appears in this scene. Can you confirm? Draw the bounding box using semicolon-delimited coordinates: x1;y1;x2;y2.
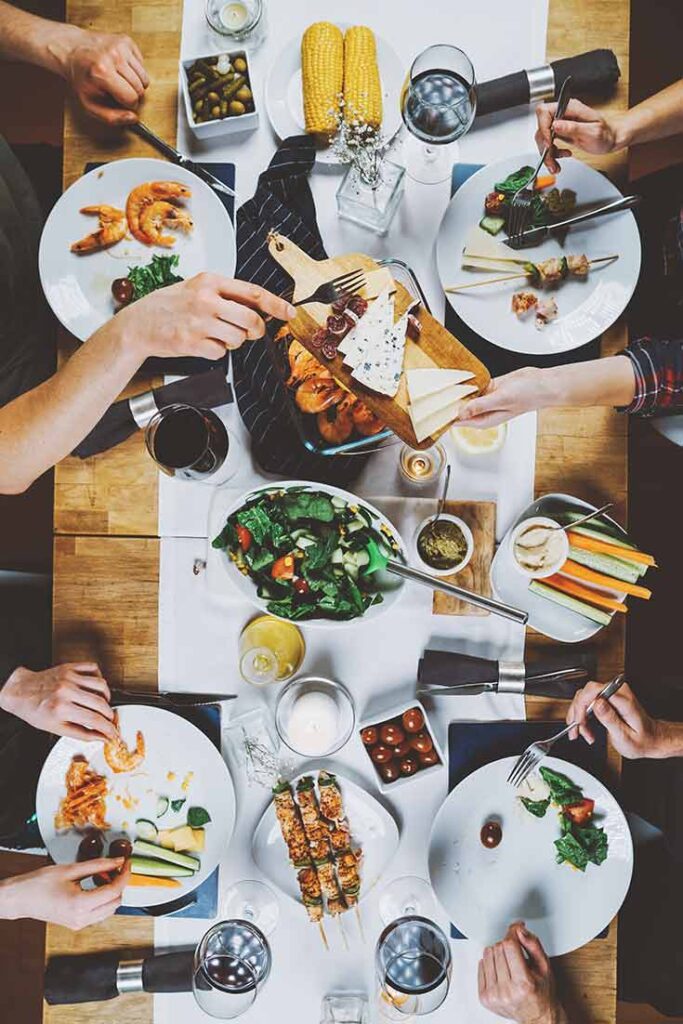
208;480;407;629
490;493;627;643
38;157;236;342
265;26;404;165
252;769;399;909
428;756;633;957
36;704;236;909
435;154;641;355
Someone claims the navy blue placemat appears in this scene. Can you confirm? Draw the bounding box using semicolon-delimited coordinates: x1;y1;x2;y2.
446;164;602;376
118;703;221;920
84;160;235;379
448;719;609;940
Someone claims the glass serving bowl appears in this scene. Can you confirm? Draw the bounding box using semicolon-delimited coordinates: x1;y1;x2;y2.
275;676;356;758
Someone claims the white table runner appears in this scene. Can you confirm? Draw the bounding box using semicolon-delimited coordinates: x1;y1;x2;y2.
155;1;548;1020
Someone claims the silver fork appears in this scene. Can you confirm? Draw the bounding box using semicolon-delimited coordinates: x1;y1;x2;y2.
285;269;366;308
507;75;573;245
507;673;625;789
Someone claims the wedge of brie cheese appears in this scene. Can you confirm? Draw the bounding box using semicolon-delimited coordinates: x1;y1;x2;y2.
409;383;478;442
406;367;475;403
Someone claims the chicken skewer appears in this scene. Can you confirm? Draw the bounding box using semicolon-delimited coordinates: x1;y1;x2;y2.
318;771;364;938
297;776;350;948
447;254;618;293
272;780;328;945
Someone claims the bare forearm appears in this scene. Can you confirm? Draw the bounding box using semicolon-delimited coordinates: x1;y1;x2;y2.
616;80;683;148
0;0;81;75
655;721;683;759
535;355;636;411
0;322;143;493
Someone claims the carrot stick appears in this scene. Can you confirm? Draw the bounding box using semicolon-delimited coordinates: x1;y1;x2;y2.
128;874;181;888
534;174;556;190
567;531;656;567
560;559;652;599
545;573;628;613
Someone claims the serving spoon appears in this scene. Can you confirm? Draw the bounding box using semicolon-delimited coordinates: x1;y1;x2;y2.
547;502;614;532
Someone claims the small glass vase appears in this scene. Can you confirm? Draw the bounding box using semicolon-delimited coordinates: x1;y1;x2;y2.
321;993;369;1024
336;161;405;236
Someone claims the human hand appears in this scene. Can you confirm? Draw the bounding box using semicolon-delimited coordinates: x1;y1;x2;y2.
111;273;297;362
0;859;129;930
59;29;149;125
460;368;547;428
0;663;116;742
478;922;566;1024
566;680;676;759
535;99;625;173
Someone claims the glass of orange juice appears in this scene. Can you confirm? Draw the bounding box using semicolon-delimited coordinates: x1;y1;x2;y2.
239;615;305;686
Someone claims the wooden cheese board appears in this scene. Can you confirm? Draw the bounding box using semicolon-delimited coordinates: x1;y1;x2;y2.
268;234;491;449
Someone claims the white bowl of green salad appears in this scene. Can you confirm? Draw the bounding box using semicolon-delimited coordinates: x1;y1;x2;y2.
211;482;407;626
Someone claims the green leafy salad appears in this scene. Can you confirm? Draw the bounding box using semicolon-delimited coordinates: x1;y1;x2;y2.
127;253;184;300
520;766;609;872
212;488;402;622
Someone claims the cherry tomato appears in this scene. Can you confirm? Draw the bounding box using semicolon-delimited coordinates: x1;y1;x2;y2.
380;723;405;747
393;739;412;758
402;707;424;734
563;798;595;826
399;755;419;777
236;524;252;552
480;820;502;849
418;749;440;768
111;277;134;306
379;761;400;783
271;554;295;580
410;731;433;754
361;726;378;746
371;744;393;765
293;578;310;596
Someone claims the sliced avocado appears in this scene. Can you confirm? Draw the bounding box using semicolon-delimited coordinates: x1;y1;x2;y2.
130;855;195;878
529;580;611;626
132;838;200;871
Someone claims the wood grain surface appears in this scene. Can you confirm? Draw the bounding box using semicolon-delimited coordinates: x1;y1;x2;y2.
268;234;491;448
48;0;631;1021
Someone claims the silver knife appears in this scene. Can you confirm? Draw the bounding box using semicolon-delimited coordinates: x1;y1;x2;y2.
111;688;237;707
129;121;237;199
504;194;641;249
417;666;589;698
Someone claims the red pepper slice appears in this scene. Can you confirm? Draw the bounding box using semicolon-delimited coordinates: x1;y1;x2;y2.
563;798;595;825
236;525;252;552
271;554;295;580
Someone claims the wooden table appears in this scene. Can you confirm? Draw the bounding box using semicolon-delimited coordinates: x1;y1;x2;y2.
47;2;630;1022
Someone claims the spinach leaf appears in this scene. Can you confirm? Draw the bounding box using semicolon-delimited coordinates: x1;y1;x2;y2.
494;166;535;194
520;797;550;818
236;504;275;545
303;532;338;573
283;492;335;523
246;546;275;573
554;831;589;871
171;798;186;813
187;806;211;828
127;254;183;301
575;823;609;866
345;576;366;615
539;766;583;806
212;520;238;550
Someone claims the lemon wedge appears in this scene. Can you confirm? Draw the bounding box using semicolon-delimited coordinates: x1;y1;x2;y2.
451;422;507;455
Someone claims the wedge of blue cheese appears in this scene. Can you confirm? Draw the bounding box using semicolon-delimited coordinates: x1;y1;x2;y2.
338;285;393;368
352;308;409;398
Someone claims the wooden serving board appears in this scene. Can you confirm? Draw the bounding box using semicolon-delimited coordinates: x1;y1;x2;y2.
268;234;490;449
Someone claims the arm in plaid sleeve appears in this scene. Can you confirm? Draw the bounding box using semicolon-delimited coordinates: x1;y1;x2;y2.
618;337;683;416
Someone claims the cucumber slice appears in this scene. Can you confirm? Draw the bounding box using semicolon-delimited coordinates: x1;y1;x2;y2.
136;819;159;841
130;855;195;879
331;548;344;564
557;511;628;543
331;496;347;510
529;580;612;626
567;546;642;585
295;536;316;550
156;797;169;819
346;520;364;534
132;839;201;871
480;214;506;236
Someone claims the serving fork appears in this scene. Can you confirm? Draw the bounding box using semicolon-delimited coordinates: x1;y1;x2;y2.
284;269;366;308
506;75;573;245
506;672;625;788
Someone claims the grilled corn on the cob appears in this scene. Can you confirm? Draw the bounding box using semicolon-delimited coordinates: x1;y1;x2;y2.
301;21;343;139
343;26;382;131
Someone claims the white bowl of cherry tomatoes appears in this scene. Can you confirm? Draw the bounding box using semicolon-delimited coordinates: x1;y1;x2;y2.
358;700;444;791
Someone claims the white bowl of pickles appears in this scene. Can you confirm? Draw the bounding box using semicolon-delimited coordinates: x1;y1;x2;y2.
181;50;258;138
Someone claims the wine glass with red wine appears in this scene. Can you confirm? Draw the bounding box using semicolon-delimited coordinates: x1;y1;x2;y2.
192;919;272;1019
145;403;233;483
400;44;476;184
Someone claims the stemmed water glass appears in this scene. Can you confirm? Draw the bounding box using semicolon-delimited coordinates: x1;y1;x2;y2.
399;44;477;184
375;916;452;1019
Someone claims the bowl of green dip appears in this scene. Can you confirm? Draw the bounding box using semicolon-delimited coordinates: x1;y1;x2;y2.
413;513;474;577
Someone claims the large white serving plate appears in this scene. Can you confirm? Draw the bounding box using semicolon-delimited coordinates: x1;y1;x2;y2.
436;154;641;355
208;480;407;629
252;769;399;909
265;26;403;165
39;157;236;342
428;756;633;957
36;704;236;909
491;493;628;643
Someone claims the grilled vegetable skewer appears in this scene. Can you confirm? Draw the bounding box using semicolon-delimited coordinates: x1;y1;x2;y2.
447;254;618;293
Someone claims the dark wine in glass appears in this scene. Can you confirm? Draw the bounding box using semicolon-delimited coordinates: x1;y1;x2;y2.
145;403;229;481
376;915;452;1017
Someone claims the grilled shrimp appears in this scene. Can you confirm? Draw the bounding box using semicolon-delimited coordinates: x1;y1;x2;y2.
138;200;194;247
317;394;355;444
103;711;146;774
286;340;323;387
351;400;385;436
295;375;343;413
70;205;127;254
126;181;192;243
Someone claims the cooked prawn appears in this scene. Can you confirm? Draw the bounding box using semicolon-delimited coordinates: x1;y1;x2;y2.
70;205;127;254
286;340;323;387
295;375;344;414
351;400;385;437
138;200;194;247
126;181;192;244
317;394;355;444
103;711;146;774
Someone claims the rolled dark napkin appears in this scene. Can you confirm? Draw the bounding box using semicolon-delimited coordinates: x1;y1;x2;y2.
476;49;620;117
72;368;233;458
45;950;194;1005
418;647;597;698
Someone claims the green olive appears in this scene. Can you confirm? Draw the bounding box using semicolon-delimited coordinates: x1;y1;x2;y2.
228;100;246;116
194;98;205;112
207;90;219;103
235;86;252;102
233;57;247;73
210;104;221;118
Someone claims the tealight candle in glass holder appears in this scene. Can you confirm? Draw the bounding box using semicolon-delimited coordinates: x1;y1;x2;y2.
206;0;263;40
398;442;446;488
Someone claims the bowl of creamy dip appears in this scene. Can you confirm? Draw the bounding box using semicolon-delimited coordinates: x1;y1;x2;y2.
509;516;569;579
275;675;356;758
